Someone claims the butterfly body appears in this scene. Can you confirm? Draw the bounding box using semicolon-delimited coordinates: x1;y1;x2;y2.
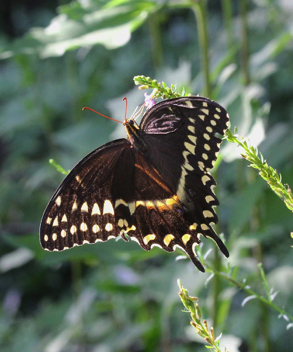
40;96;229;271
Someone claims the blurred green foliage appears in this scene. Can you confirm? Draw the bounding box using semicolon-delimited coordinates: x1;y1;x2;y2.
0;0;293;351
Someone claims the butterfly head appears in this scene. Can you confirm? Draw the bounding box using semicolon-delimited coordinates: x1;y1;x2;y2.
124;118;140;138
124;119;148;153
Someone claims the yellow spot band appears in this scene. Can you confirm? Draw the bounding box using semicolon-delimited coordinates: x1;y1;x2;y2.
182;234;191;245
143;234;156;245
163;234;175;246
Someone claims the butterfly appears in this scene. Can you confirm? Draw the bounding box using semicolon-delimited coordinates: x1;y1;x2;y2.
40;96;229;271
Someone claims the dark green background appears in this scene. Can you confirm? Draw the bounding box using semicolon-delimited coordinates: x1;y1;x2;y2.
0;1;292;351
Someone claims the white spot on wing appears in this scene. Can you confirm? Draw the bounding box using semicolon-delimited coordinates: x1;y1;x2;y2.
105;223;113;231
72;201;78;211
61;214;67;222
46;217;52;225
92;203;101;215
55;196;61;206
80;222;88;231
92;224;100;233
70;225;77;234
81;202;88;212
53;217;59;226
103;200;114;215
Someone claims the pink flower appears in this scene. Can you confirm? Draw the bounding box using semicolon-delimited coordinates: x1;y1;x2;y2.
144;93;156;109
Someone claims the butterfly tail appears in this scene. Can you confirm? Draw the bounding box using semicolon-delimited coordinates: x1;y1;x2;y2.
205;227;229;258
183;245;205;272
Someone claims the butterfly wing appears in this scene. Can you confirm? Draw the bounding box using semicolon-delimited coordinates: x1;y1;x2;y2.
40;139;131;251
40;135;203;268
140;96;229;259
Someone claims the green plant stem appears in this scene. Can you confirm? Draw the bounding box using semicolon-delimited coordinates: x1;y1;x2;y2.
148;12;163;68
211;168;222;328
240;0;250;86
66;51;82;122
222;0;235;53
178;281;222;351
261;302;272;352
212;249;221;327
258;263;271;302
256;251;271;351
207;269;293;322
192;0;211;97
225;129;293;212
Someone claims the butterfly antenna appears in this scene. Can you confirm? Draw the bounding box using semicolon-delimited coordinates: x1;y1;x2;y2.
123;97;127;123
82;107;123;124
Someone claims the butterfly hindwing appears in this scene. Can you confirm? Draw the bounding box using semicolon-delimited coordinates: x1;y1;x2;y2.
140;96;229;256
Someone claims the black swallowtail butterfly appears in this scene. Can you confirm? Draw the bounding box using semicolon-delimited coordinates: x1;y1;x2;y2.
40;96;229;271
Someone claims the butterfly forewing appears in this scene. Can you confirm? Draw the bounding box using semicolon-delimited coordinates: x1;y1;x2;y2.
40;140;129;251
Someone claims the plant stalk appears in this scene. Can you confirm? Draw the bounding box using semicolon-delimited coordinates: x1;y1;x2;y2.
148;12;163;69
192;0;211;97
240;0;250;86
222;0;235;53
